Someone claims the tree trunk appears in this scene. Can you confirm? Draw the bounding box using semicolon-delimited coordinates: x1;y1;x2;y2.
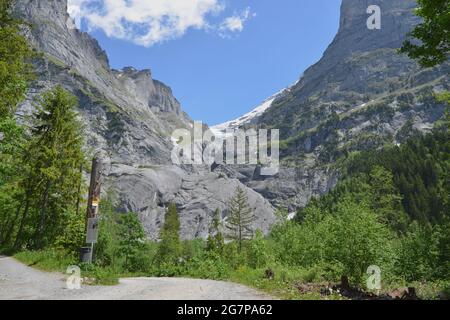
33;181;51;248
0;203;23;247
13;198;31;249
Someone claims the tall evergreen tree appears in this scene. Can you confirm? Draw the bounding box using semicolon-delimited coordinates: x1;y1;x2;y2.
368;165;408;232
225;186;255;251
156;203;182;264
13;86;85;249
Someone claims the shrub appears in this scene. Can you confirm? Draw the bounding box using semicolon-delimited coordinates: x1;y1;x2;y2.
395;221;447;281
117;213;146;271
271;198;395;285
247;230;272;269
53;211;85;255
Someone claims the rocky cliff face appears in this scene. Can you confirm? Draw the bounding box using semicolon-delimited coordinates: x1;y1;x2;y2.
13;0;276;239
216;0;449;211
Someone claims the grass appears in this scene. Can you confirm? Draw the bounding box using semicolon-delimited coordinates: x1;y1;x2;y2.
14;250;119;286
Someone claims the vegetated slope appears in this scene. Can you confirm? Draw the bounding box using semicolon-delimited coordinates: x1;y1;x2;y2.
300;129;449;225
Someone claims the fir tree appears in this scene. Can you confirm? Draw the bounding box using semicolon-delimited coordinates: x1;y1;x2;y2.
156;203;182;264
225;186;255;251
13;86;85;249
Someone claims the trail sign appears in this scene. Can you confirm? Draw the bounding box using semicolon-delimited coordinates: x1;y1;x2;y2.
86;217;100;244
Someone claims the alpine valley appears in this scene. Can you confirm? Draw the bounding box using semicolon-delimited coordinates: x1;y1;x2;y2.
12;0;449;240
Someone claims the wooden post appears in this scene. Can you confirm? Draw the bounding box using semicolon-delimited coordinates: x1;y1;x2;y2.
86;158;103;219
81;157;103;263
75;163;83;216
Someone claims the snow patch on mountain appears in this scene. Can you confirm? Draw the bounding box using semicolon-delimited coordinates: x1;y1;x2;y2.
211;86;293;137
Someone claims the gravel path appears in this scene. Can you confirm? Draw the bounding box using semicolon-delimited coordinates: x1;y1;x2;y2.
0;256;273;300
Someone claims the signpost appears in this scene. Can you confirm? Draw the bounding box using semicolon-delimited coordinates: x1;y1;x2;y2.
80;157;103;263
86;217;100;244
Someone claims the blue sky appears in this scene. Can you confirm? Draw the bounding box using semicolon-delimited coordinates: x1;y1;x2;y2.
69;0;341;126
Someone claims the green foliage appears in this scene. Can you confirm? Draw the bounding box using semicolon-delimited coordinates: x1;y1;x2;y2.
247;230;270;269
399;0;450;67
117;213;146;271
343;131;449;224
14;249;77;272
0;117;25;181
95;196;121;268
53;211;85;255
14;249;119;285
0;0;35;118
276;198;394;284
367;166;409;231
94;196;157;274
12;86;86;249
0;118;25;248
225;186;256;251
206;208;224;253
293;131;449;285
184;252;231;280
0;86;86;251
156;203;182;265
436;91;450;105
395;220;450;282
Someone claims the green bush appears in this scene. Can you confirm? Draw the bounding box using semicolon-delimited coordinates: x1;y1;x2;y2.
247;230;272;269
117;213;146;271
271;198;395;285
185;253;231;280
395;221;449;281
53;211;85;255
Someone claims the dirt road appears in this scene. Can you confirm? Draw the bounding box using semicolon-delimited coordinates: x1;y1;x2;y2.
0;256;272;300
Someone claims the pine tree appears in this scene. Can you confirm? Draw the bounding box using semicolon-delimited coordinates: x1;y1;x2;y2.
156;203;182;264
225;186;255;251
13;86;85;249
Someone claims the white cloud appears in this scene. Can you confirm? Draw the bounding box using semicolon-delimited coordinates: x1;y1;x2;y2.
67;0;254;47
219;7;255;34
